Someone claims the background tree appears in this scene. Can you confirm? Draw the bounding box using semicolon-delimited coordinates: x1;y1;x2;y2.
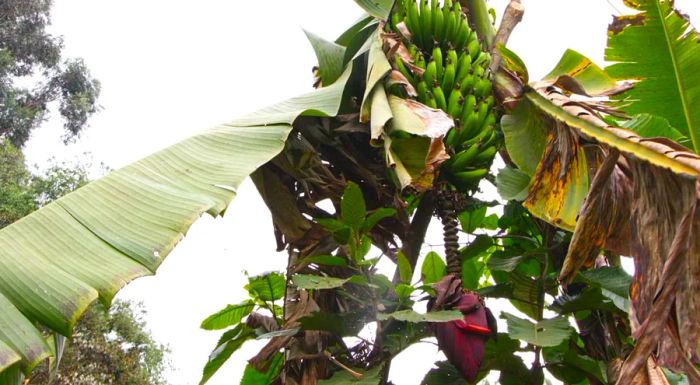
0;0;100;147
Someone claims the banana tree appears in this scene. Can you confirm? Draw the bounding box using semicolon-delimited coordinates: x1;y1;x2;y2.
1;0;699;384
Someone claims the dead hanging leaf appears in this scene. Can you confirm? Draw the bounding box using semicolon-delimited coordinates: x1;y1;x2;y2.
524;120;590;231
386;70;417;97
517;84;700;380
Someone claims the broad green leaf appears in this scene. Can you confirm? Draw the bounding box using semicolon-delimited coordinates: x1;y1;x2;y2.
542;49;618;95
579;266;631;312
420;361;466;385
352;0;393;20
579;266;631;299
501;97;547;175
299;311;369;336
460;259;482;290
376;309;463;323
496;43;529;84
606;0;700;152
622;113;690;148
397;251;413;284
335;15;375;47
549;289;619;314
0;365;22;385
458;206;487;234
421;251;446;285
247;273;286;302
395;283;414;301
496;167;530;201
318;364;383;385
487;251;524;273
305;30;346;86
200;324;254;385
0;342;19;374
240;353;283;385
492;271;540;319
341;182;366;230
362;208;396;231
479;334;531;385
502;313;571;347
293;274;350;290
459;235;493;261
0;49;354;375
300;255;348;267
200;300;255;331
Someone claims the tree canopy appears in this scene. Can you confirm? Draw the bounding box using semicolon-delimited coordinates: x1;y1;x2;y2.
0;0;100;147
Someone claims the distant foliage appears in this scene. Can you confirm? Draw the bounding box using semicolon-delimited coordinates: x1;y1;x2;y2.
0;0;100;147
28;301;171;385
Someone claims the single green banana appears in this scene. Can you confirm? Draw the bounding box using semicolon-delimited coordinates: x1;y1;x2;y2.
472;145;497;164
461;119;491;147
416;80;429;102
444;127;459;147
442;61;456;94
446;88;463;118
451;168;489;188
449;144;481;171
446;49;458;67
459;112;481;145
424;60;438;88
420;0;432;49
459;73;476;95
478;128;498;149
444;8;457;45
432;85;447;111
455;53;472;84
468;39;481;61
432;46;443;81
395;56;415;84
474;78;492;99
425;90;438;108
407;0;423;47
433;3;445;43
453;20;470;51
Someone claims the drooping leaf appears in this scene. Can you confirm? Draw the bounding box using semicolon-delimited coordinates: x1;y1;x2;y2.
606;0;700;152
501;96;547;175
362;207;396;231
421;251;447;285
0;49;354;375
502;313;571;347
256;328;300;340
397;251;413;284
341;182;367;230
200;324;255;385
361;29;392;121
496;166;531;201
622;114;690;148
541;49;618;96
240;353;283;385
200;301;255;331
335;15;376;47
292;274;350;290
352;0;393;20
247;273;286;302
305;30;347;86
458;206;487;234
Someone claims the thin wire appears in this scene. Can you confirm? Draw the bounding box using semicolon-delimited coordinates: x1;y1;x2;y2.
605;0;623;15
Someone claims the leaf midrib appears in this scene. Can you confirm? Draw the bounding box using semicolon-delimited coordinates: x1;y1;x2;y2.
654;0;697;151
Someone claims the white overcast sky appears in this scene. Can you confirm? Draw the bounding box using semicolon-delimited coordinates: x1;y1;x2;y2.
22;1;700;385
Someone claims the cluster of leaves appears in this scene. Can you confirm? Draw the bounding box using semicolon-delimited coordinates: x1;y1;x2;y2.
0;0;100;147
28;301;171;385
0;138;89;228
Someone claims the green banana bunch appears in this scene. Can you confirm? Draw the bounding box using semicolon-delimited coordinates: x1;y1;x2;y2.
387;0;499;191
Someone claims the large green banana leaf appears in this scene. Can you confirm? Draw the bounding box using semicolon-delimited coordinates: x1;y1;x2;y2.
0;65;353;379
606;0;700;152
